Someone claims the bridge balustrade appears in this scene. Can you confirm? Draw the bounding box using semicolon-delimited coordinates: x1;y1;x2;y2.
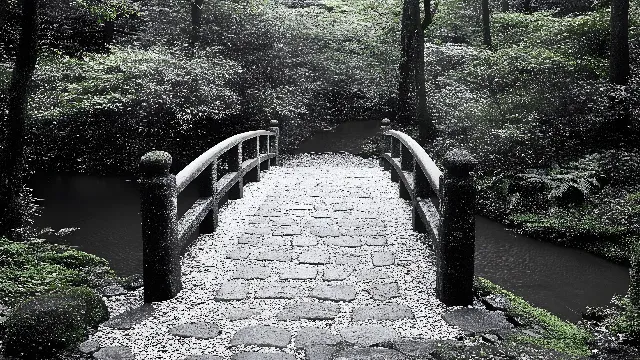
378;118;477;306
138;121;280;302
138;118;476;307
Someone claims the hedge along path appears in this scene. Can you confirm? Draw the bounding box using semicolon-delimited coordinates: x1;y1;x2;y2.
88;153;462;360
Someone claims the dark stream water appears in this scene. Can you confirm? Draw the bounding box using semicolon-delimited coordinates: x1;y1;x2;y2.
32;120;629;323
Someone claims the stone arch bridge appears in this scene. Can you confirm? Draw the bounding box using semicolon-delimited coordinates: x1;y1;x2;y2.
85;120;512;360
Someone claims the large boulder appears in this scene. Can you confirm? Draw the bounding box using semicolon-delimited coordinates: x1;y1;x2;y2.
3;287;108;358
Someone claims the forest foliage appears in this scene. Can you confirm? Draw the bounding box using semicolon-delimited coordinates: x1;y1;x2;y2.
0;0;638;256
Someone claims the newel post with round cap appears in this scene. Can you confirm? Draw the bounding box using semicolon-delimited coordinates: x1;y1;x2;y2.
269;120;280;166
139;151;182;303
379;118;391;167
436;148;477;306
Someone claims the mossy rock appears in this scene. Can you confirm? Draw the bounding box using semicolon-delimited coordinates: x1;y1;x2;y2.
3;287;109;358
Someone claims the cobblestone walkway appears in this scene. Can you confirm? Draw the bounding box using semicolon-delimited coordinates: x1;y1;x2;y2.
88;153;462;360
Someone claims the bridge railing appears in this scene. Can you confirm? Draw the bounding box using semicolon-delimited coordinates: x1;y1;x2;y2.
378;118;477;306
139;120;280;303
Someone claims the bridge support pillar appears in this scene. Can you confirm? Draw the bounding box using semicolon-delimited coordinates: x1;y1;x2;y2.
379;118;390;167
260;134;271;171
412;163;429;233
390;137;400;183
199;160;218;235
436;149;477;306
139;151;182;303
229;144;243;200
399;144;413;200
246;137;261;183
269;120;280;166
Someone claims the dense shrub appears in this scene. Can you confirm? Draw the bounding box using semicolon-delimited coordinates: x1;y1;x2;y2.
3;287;108;358
58;286;109;327
1;0;403;175
1;0;139;59
0;237;114;306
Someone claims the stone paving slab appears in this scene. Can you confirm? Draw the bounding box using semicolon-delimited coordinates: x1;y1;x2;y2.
310;283;357;302
229;325;291;348
276;302;341;320
351;303;415;321
169;322;221;339
294;327;341;348
339;325;400;346
87;153;462;360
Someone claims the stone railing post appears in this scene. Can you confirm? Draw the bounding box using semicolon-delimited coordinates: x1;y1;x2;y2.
229;143;243;200
199;159;218;235
390;137;400;183
412;163;429;233
399;145;413;200
139;151;182;303
269;120;280;166
246;136;261;183
260;134;271;171
379;118;391;167
436;149;477;306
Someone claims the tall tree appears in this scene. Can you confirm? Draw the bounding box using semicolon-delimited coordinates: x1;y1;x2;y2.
500;0;509;12
0;0;40;238
398;0;436;142
609;0;631;136
397;0;418;126
191;0;204;42
482;0;492;47
415;0;436;142
610;0;630;86
421;0;432;30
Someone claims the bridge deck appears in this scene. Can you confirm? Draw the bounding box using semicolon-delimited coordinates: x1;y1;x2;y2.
90;153;462;359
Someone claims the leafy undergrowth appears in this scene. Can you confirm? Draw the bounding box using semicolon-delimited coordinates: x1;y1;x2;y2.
0;237;115;307
475;277;593;357
1;0;403;175
606;295;640;341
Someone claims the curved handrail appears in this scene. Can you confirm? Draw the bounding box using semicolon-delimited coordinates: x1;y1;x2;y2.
176;130;274;193
139;122;280;303
378;118;477;306
385;130;442;194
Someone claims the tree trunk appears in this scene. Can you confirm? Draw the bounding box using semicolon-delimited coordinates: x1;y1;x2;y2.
629;241;640;308
610;0;629;86
191;0;204;43
421;0;432;30
609;0;631;136
414;21;436;143
501;0;509;11
482;0;492;47
104;20;114;46
522;0;531;13
0;0;39;238
414;0;435;142
397;0;418;126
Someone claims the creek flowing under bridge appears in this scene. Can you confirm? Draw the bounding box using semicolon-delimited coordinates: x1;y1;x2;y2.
87;119;485;360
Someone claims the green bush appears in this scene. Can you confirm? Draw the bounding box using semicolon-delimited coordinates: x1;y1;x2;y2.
3;293;88;358
0;238;115;306
607;295;640;340
492;11;610;59
57;287;109;328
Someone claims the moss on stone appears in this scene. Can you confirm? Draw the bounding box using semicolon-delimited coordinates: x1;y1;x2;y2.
474;277;592;357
